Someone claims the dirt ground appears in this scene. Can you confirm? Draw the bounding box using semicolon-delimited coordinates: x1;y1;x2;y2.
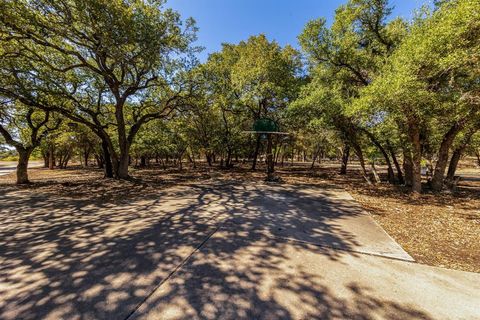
1;161;479;273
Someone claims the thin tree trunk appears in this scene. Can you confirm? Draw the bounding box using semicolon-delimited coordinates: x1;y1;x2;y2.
446;128;478;182
310;145;321;170
371;161;381;183
266;134;275;180
387;142;404;185
251;135;261;170
362;129;395;184
352;143;372;184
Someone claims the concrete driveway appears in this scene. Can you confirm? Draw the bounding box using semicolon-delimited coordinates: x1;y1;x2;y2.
0;182;478;320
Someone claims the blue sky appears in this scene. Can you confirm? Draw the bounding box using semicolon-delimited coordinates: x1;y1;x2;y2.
166;0;430;61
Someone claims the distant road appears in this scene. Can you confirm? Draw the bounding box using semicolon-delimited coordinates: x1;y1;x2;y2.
0;161;44;176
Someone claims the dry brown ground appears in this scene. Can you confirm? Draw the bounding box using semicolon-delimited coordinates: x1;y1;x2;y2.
1;161;479;273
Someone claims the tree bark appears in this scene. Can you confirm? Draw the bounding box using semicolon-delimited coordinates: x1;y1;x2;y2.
409;125;422;193
16;149;31;184
48;144;55;169
403;150;413;187
340;144;350;175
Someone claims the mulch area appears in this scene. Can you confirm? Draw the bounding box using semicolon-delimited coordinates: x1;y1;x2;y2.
1;161;479;273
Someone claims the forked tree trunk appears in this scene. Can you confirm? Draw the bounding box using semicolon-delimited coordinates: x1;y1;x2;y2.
362;129;395;184
310;146;321;169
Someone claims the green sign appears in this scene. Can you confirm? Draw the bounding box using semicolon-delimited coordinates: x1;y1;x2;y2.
253;118;279;132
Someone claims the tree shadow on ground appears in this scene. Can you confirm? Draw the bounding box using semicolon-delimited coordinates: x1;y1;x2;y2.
0;181;434;320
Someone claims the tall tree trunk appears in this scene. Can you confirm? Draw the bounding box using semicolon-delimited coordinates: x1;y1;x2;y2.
387;142;404;185
475;150;480;167
431;124;463;191
251;135;261;170
340;144;350;175
409;125;422;193
16;148;31;184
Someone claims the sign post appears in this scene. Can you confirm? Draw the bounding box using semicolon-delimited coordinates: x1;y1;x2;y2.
244;118;289;181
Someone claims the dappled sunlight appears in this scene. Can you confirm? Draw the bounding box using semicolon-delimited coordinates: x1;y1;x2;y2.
0;181;374;319
2;180;476;319
132;232;444;320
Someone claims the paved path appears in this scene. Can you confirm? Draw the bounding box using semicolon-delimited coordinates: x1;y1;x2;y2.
0;161;43;176
0;182;478;320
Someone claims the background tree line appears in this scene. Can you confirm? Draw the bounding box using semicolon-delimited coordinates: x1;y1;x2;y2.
1;0;479;193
